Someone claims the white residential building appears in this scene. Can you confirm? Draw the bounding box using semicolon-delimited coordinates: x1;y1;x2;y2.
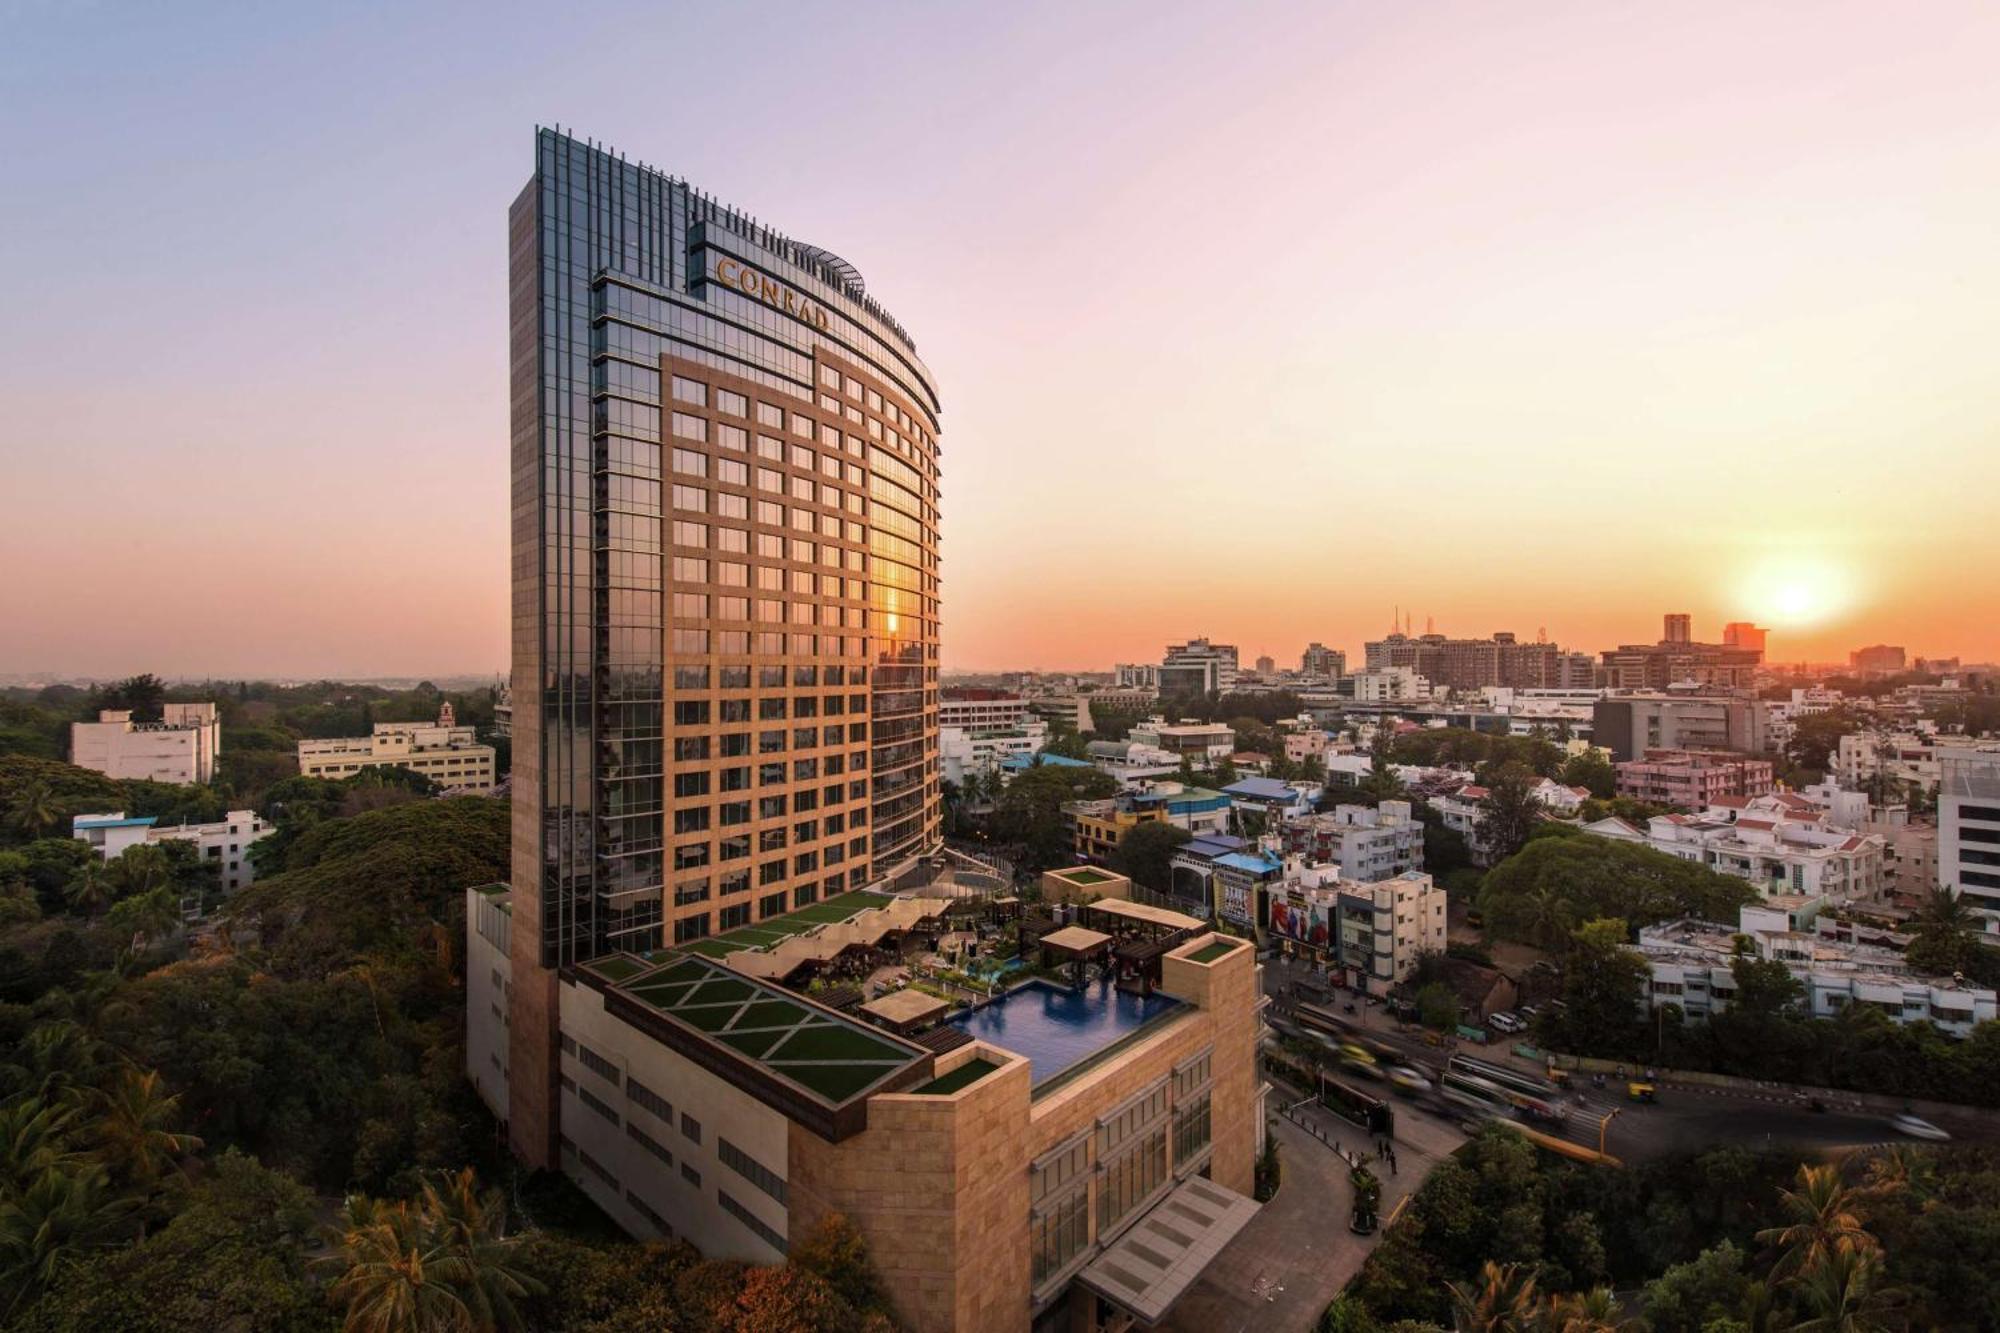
1276;801;1424;882
1082;739;1183;786
1834;730;1942;795
1263;864;1447;994
1584;794;1885;904
1349;668;1431;703
939;693;1033;733
297;704;498;792
1128;716;1235;763
939;719;1048;787
70;703;221;785
1638;900;1996;1036
1159;638;1239;696
1938;743;2000;929
72;808;274;893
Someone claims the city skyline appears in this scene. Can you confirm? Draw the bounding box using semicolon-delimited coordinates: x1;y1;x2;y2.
7;1;2000;677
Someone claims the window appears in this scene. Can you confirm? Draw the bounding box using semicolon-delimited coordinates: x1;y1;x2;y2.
680;1112;702;1144
670;412;707;442
681;1162;702;1188
577;1085;620;1126
628;1122;673;1167
671;376;708;406
671;447;706;476
576;1043;621;1086
716;389;747;417
720;1139;788;1205
720;1190;787;1254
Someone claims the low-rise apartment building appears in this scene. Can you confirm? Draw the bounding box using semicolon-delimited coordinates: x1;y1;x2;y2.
1275;800;1424;882
1261;866;1447;994
70;703;221;785
940;690;1035;733
1128;717;1235;764
1067;783;1234;862
1614;748;1774;808
1585;797;1884;903
296;704;497;791
940;721;1049;787
71;808;274;893
1591;694;1768;763
1638;901;1995;1035
1834;729;1942;795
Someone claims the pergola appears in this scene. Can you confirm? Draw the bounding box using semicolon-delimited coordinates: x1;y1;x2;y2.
1080;898;1205;994
859;987;950;1035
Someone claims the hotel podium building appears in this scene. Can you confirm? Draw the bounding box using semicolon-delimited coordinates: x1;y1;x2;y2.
477;130;1265;1331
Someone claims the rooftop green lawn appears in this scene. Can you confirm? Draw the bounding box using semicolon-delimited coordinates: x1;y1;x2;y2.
767;1023;910;1064
1189;941;1238;964
771;1058;910;1103
680;937;746;959
1058;867;1114;884
718;1028;787;1060
587;955;646;983
912;1058;999;1096
736;999;809;1031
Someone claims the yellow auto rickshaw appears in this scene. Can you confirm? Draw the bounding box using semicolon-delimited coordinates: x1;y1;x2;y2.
1547;1067;1572;1089
1627;1081;1657;1104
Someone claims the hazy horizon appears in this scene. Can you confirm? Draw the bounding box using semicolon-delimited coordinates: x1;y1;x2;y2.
6;1;1999;677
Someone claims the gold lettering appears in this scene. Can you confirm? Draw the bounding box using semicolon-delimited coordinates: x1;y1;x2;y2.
716;257;740;288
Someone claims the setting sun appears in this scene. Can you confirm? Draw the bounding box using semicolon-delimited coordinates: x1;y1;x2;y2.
1736;553;1861;629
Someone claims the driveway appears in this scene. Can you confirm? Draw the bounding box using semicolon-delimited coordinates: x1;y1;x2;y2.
1161;1103;1463;1332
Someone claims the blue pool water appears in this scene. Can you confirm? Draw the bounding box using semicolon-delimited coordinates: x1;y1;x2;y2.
950;979;1179;1087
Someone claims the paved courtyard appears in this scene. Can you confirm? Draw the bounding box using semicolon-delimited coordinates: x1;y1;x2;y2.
1161;1101;1464;1331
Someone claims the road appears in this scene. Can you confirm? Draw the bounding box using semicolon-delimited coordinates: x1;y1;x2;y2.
1260;959;1998;1163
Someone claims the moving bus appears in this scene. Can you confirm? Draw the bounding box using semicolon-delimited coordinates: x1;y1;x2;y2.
1263;1040;1395;1136
1293;1001;1400;1062
1444;1054;1569;1123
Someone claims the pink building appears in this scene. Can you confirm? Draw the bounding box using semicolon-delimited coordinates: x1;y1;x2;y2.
1614;748;1774;810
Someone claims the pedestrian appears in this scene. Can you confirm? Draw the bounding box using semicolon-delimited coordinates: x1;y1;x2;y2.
1390;1155;1397;1177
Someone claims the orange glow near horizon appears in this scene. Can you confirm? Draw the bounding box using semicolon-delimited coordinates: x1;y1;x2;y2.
3;3;1999;678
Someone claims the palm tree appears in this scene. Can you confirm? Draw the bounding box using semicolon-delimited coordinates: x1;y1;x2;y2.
1522;884;1574;951
104;844;170;901
62;860;113;917
323;1174;542;1333
0;1099;85;1199
4;781;60;841
1;1022;116;1103
1757;1164;1878;1278
1913;884;1975;934
92;1067;202;1194
323;1198;477;1333
0;1162;138;1314
1548;1287;1639;1332
1447;1260;1541;1332
1787;1245;1901;1332
418;1169;540;1331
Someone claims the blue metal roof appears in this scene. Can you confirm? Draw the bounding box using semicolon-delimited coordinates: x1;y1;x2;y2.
1215;851;1282;875
72;816;157;830
1223;777;1298;801
1000;752;1093;771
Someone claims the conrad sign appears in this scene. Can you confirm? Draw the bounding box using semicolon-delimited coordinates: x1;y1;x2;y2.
713;256;830;331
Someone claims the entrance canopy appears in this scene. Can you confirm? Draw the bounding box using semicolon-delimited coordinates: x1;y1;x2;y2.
1077;1175;1261;1325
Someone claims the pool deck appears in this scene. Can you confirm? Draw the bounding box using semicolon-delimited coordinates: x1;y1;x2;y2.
949;978;1183;1093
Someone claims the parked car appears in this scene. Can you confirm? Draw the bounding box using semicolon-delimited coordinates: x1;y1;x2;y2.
1488;1012;1525;1034
1891;1113;1951;1141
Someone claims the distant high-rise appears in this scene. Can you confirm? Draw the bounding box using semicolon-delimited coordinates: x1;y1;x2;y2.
1160;637;1239;696
1361;629;1572;691
1851;644;1908;674
1301;642;1345;679
1253;654;1276;675
1599;615;1761;690
1723;622;1768;654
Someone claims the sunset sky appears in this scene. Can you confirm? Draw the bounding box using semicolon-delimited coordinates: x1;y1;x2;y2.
4;1;1998;677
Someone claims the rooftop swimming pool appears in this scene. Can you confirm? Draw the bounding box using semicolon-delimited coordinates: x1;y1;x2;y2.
950;979;1180;1089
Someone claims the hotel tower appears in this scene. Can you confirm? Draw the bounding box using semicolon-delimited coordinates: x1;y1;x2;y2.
507;129;942;1161
475;130;1262;1333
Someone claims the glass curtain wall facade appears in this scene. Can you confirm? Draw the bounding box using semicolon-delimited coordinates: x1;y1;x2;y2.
510;128;941;1163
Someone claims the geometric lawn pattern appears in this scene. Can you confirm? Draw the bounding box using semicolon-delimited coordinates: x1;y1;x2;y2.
612;954;923;1104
